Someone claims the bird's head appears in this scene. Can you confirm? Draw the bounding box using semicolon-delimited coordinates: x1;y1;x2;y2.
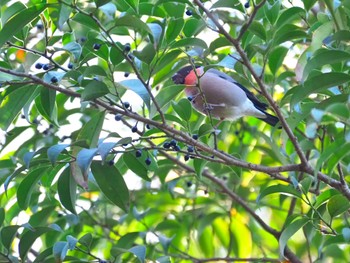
172;65;201;85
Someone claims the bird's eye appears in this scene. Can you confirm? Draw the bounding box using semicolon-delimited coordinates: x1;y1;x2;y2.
172;74;184;84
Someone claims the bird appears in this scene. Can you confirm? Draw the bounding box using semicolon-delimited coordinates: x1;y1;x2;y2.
172;65;279;127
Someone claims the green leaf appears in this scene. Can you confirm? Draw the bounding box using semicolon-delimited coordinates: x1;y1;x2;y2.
17;166;49;210
268;46;289;75
123;152;151;181
248;21;266;41
78;233;93;249
314;189;340;208
113;15;152;35
302;50;350;81
66;235;77;250
0;4;47;48
302;0;318;10
0;84;39;131
47;144;70;165
40;87;56;119
77;110;105;148
279;217;309;256
276;7;306;29
81;80;109;101
0;208;4;227
291;73;350;106
166;17;184;43
71;13;100;31
0;225;21;251
257;184;302;203
148;23;163;45
118;79;150;109
327;194;350;218
264;1;280;25
58;165;77;215
211;0;242;10
193;158;207;178
274;25;308;45
150;84;185;117
171;37;208;49
172;98;192;121
133;43;156;64
198;123;215;137
91;161;130;211
129;245;146;263
19;226;57;261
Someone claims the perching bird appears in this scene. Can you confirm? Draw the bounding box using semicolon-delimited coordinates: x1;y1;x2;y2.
172;65;279;126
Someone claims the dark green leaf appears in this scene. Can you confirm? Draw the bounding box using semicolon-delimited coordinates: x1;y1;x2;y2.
193;158;207;178
17;166;50;210
77;110;105;148
257;184;302;203
0;85;39;131
172;98;192;121
62;42;82;61
98;142;117;163
0;4;47;48
113;15;152;35
81;80;109;101
40;87;56;119
0;225;21;251
291;73;350;106
276;7;306;29
0;208;4;227
123;152;151;181
327;194;350;218
302;50;350;81
58;165;77;215
19;226;57;261
248;21;266;41
166;17;184;43
133;43;156;64
171;38;208;49
268;46;289;75
274;25;308;45
91;161;129;211
279;217;309;256
78;233;93;249
264;1;280;25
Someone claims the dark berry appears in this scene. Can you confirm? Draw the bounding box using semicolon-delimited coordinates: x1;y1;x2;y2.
80;37;87;42
244;1;250;8
124;101;130;109
68;62;73;69
108;160;114;166
145;157;151;165
43;130;49;135
131;126;138;133
43;64;50;70
163;142;170;149
115;114;122;121
36;24;44;30
122;143;128;146
187;96;193;101
222;176;228;181
190;155;195;159
93;43;101;50
186;9;193;16
51;76;58;83
192;134;198;140
124;72;130;78
187;146;194;153
35;63;43;69
146;124;151;129
169;139;177;147
93;77;99;81
135;149;142;158
174;145;181;151
186;181;192;187
184;154;190;161
124;43;131;52
21;114;26;119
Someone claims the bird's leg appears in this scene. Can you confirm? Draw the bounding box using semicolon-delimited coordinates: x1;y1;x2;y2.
209;117;225;150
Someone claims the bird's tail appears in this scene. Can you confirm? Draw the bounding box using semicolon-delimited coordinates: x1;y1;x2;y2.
259;112;280;127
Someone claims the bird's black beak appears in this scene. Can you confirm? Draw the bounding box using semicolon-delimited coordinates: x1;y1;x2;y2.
172;73;185;84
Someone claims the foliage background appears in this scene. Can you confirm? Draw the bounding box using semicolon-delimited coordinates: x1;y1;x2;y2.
0;0;350;262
